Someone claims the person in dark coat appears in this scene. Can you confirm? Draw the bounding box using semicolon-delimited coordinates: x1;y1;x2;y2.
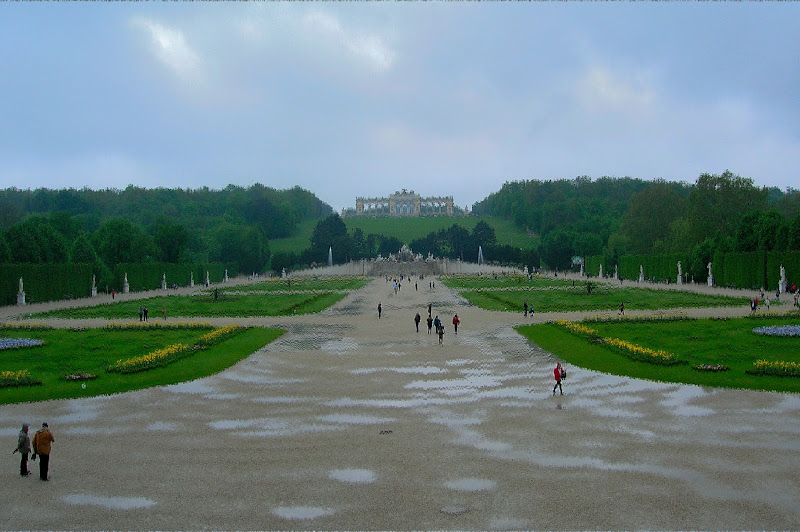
16;423;31;476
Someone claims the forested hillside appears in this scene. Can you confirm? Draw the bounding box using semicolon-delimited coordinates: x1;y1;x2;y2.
473;171;800;277
0;184;332;288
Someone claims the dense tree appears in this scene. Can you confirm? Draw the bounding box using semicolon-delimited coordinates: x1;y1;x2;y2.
310;214;349;264
153;219;189;263
619;181;687;254
539;228;575;271
683;171;767;249
93;218;158;267
4;217;69;263
0;232;11;262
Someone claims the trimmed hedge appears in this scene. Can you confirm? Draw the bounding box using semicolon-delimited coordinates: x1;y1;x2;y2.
0;263;93;306
592;251;799;291
112;263;235;292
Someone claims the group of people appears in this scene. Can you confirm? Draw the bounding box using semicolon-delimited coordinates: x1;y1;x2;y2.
138;306;149;321
14;422;55;481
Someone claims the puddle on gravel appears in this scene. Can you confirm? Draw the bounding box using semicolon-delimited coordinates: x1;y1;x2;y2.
444;478;497;492
63;494;156;510
351;366;448;376
329;468;377;484
317;413;396;425
273;506;335;520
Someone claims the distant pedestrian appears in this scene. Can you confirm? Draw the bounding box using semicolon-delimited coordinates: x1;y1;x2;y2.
138;307;143;322
415;282;418;291
414;312;421;332
426;315;433;334
111;290;115;300
32;422;54;481
15;423;31;476
619;302;625;316
378;302;382;319
144;307;149;321
437;325;445;345
452;314;460;334
766;298;771;310
523;301;528;317
433;315;441;331
428;303;432;316
162;308;167;320
553;363;564;395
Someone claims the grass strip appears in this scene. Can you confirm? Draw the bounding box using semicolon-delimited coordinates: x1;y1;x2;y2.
518;315;800;393
0;326;283;404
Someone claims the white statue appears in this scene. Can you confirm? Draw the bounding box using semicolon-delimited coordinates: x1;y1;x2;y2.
779;264;787;294
17;277;26;306
677;261;683;285
638;265;644;283
707;262;714;287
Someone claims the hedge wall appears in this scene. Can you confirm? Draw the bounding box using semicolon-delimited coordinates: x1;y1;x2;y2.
604;251;800;291
617;254;688;283
113;263;233;292
0;263;94;306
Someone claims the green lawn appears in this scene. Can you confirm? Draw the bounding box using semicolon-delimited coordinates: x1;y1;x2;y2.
442;275;749;313
32;291;349;319
0;325;283;404
217;277;368;293
518;314;800;393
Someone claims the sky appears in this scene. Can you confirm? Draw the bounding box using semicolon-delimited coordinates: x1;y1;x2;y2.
1;2;798;214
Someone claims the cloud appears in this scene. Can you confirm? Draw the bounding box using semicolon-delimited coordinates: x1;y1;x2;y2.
302;10;396;73
131;17;203;83
576;65;656;116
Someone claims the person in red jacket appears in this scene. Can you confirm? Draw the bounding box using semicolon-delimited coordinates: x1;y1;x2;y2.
452;314;460;335
553;363;564;395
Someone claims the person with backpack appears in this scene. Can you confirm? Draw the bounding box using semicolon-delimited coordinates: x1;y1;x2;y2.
553;363;565;395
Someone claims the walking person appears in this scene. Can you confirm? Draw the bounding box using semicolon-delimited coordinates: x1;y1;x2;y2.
452;314;460;335
553;363;565;395
523;301;528;317
414;312;421;332
426;315;433;334
32;422;54;481
437;324;445;345
378;302;382;319
15;423;31;476
619;302;625;316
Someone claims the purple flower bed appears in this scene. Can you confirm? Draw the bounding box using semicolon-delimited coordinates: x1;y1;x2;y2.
752;325;800;338
0;337;45;350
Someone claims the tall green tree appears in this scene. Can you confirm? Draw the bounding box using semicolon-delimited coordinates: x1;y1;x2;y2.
153;219;189;263
93;218;158;266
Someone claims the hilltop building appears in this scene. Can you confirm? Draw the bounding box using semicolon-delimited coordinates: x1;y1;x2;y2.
343;189;457;217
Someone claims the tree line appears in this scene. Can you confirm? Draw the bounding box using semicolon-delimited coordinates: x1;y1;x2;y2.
0;184;332;289
473;171;800;279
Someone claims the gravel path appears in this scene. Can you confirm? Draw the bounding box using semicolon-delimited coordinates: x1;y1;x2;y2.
2;275;799;530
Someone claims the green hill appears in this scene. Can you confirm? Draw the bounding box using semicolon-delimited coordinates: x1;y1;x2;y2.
269;216;538;256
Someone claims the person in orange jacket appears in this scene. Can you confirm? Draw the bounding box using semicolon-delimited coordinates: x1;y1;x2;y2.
32;422;55;481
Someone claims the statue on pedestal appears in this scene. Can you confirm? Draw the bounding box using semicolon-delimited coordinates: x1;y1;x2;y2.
677;261;683;285
123;273;130;294
17;277;25;306
707;262;714;287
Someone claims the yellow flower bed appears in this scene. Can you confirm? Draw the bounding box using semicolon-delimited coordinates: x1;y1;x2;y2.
555;319;598;336
556;319;684;366
602;337;681;364
104;321;212;331
750;359;800;377
198;324;241;344
0;369;40;388
109;343;191;374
